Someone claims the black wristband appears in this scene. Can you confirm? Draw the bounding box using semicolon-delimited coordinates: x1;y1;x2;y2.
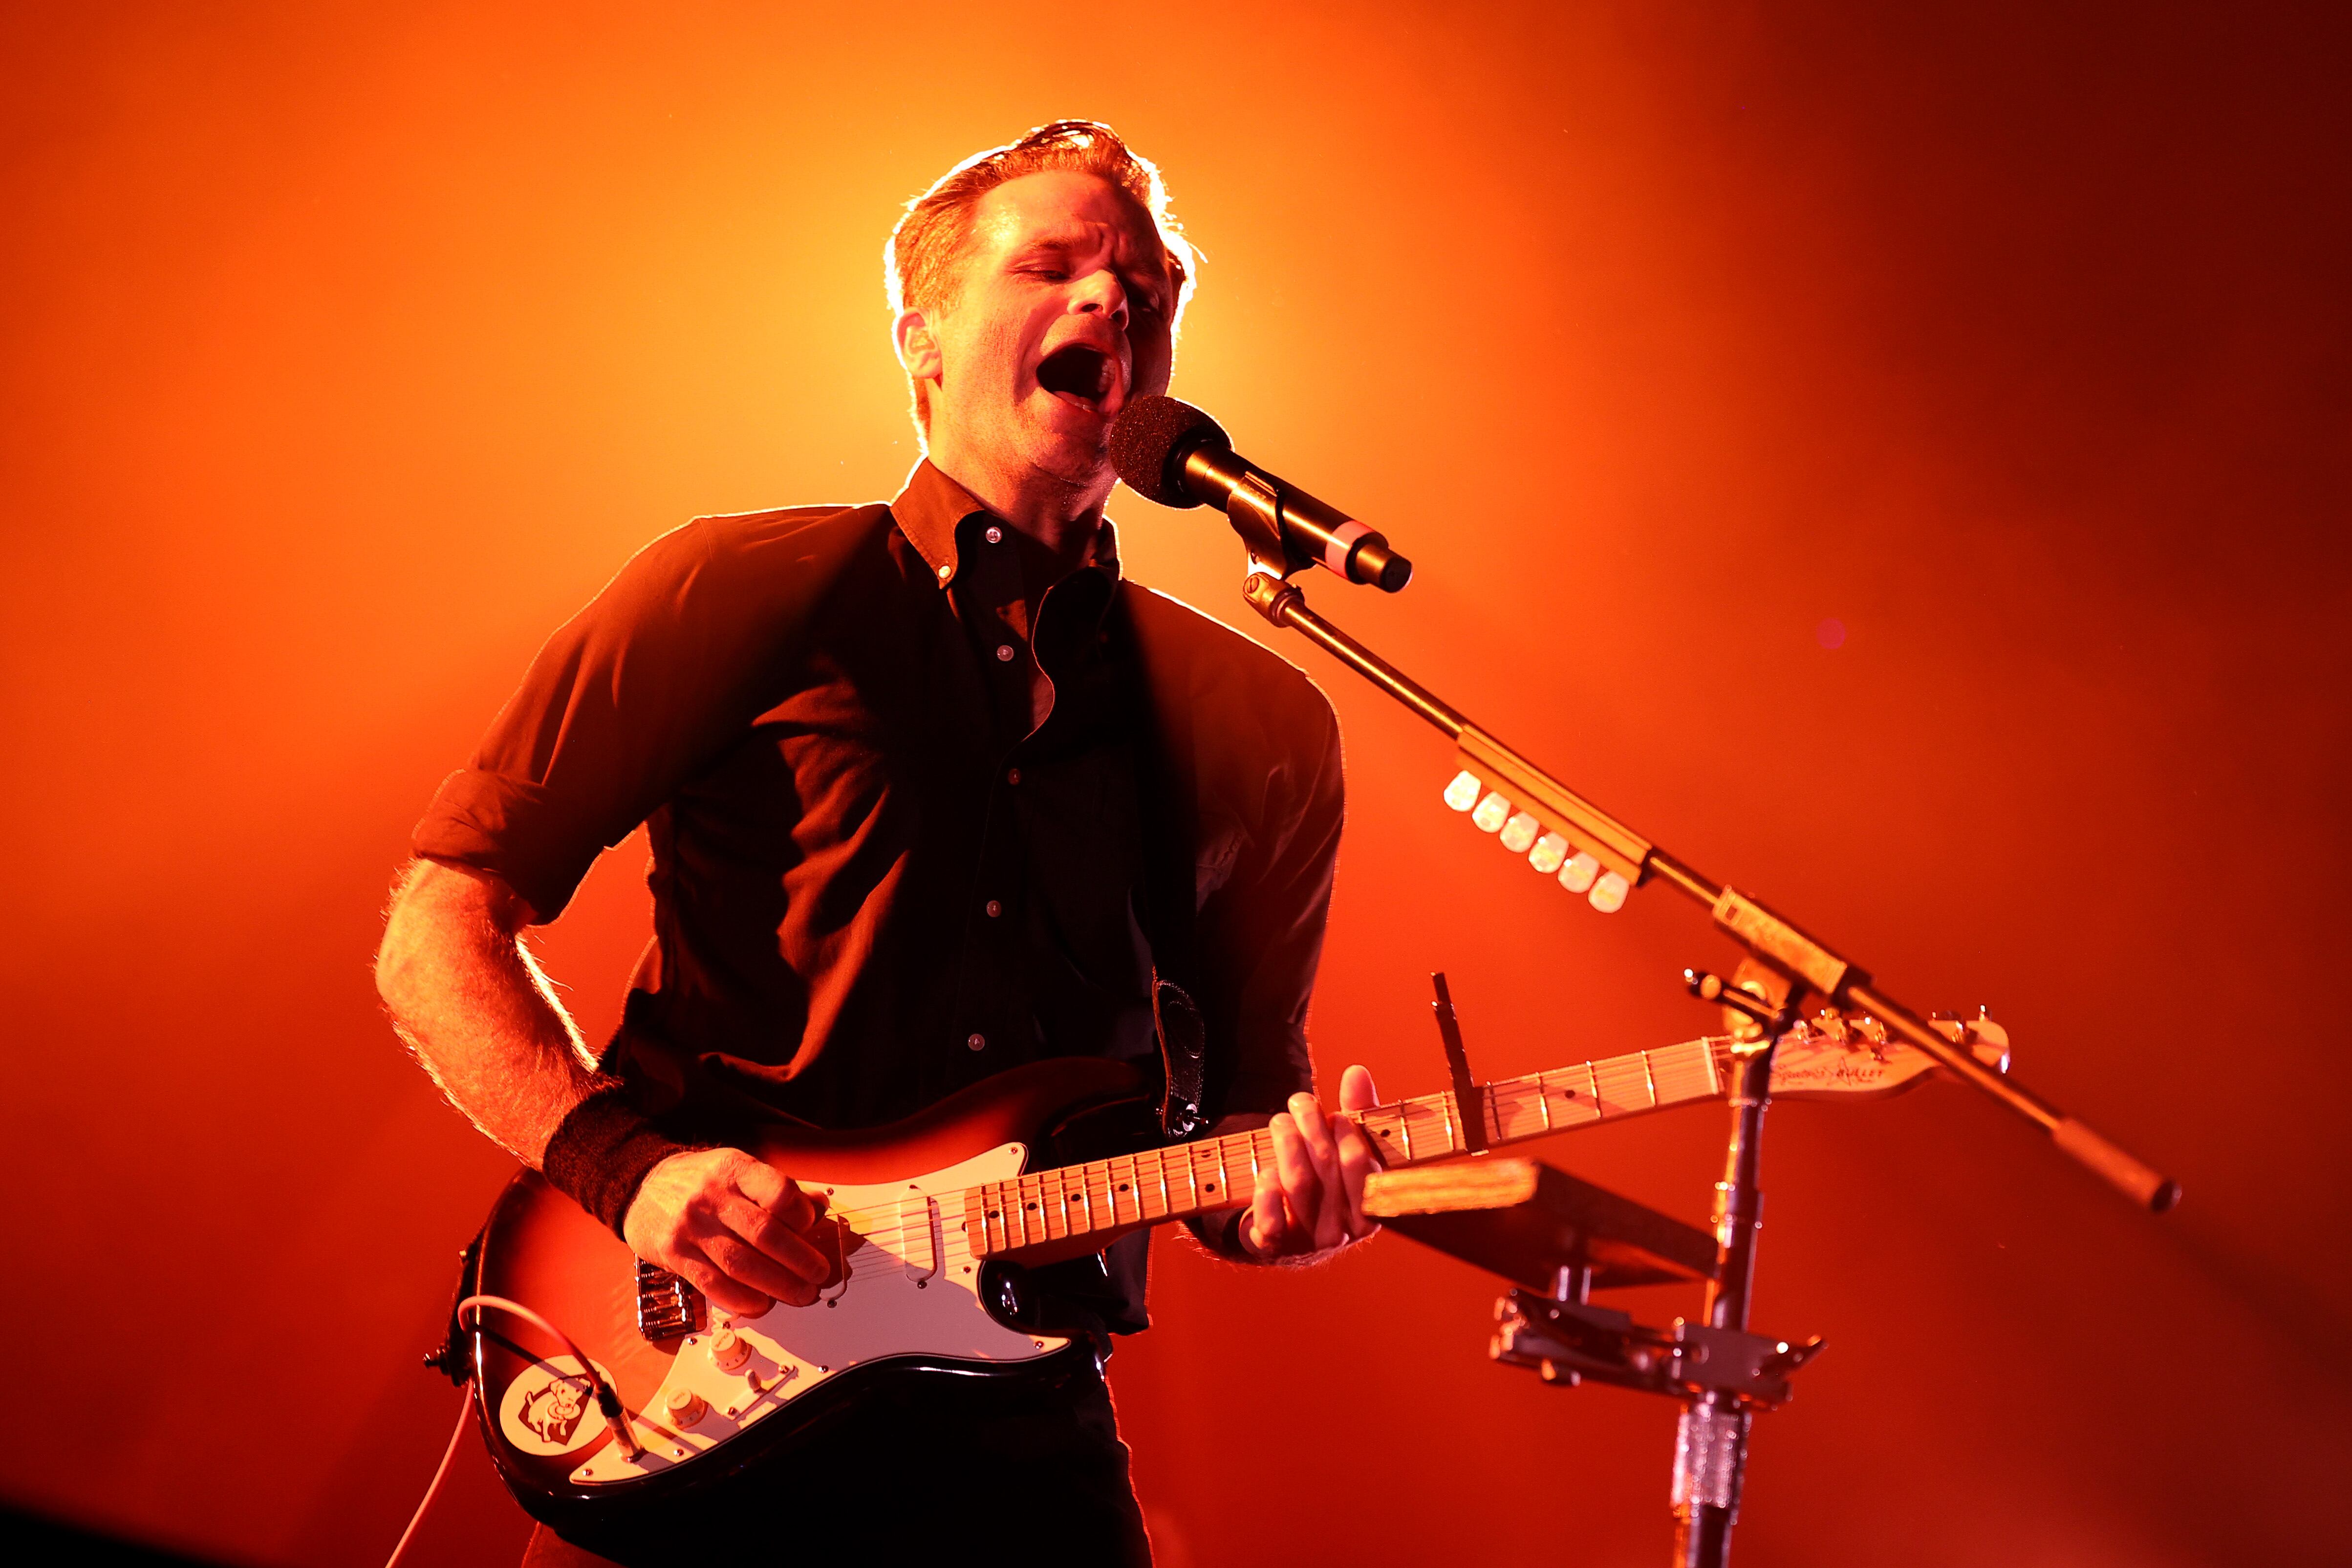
541;1083;697;1239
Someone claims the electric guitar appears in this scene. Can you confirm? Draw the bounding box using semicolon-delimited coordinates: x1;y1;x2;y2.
459;1009;2007;1547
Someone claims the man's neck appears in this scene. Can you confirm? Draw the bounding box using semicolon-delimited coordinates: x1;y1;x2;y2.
925;441;1109;569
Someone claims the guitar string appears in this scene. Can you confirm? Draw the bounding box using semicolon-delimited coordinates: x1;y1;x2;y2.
774;1032;1937;1259
812;1047;1730;1246
686;1031;1915;1253
814;1043;1726;1235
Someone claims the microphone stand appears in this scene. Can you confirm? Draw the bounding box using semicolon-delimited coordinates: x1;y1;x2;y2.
1218;531;2179;1565
1231;569;2179;1213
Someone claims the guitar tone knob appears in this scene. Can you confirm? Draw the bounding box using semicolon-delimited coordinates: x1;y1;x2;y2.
708;1328;751;1373
663;1387;709;1428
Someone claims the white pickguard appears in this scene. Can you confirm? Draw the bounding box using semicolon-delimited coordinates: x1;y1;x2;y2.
570;1142;1066;1484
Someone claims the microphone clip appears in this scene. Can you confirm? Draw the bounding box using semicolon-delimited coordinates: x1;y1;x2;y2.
1225;470;1298;583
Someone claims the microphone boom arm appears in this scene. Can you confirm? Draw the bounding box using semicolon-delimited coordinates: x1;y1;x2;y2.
1236;570;2179;1213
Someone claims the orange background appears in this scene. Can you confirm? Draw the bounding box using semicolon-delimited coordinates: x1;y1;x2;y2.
3;3;2347;1564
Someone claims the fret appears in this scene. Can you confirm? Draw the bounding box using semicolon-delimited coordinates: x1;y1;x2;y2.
1090;1162;1111;1231
1108;1155;1133;1226
1520;1076;1555;1138
965;1036;1744;1259
1540;1068;1600;1131
1651;1039;1720;1106
1593;1054;1649;1119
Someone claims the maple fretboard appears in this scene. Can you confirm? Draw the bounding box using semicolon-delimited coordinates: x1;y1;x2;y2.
959;1035;1734;1257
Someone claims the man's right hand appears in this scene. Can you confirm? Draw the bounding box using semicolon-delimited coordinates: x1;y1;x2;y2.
622;1147;839;1317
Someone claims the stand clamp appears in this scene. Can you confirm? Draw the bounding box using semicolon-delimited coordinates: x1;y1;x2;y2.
1493;1291;1825;1407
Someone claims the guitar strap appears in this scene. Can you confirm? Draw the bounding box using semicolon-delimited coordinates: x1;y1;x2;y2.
1151;979;1207;1141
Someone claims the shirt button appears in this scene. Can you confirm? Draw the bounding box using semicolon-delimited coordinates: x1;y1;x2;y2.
966;1032;987;1052
985;899;1003;918
995;644;1015;663
935;563;951;580
1005;768;1021;785
985;525;1003;544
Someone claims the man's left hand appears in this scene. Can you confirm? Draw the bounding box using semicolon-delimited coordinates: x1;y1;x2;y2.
1231;1064;1381;1261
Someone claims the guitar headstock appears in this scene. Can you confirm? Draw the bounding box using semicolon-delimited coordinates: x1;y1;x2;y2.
1765;1007;2011;1100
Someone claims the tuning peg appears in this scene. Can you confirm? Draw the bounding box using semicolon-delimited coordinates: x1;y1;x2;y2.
1529;832;1568;874
1471;791;1512;832
1929;1009;2011;1073
1500;812;1540;853
1443;770;1483;811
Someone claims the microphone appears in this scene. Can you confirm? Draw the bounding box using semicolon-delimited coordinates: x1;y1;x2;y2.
1108;395;1413;593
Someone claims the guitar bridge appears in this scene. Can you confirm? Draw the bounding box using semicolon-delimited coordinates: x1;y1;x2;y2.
635;1259;703;1342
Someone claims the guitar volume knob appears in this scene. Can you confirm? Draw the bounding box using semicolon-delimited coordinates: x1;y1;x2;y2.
708;1328;751;1373
664;1387;709;1429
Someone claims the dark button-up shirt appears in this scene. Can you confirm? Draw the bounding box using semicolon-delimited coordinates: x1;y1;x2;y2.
414;463;1345;1331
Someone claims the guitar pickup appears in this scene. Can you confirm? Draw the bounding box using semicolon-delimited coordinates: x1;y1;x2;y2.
899;1193;943;1283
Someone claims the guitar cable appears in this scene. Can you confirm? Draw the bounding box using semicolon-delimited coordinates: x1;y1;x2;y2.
383;1293;644;1568
384;1396;470;1568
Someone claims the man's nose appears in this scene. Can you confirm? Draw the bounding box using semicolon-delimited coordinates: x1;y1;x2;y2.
1070;268;1128;327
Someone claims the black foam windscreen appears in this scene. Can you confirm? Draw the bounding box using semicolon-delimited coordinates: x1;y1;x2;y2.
1108;394;1229;508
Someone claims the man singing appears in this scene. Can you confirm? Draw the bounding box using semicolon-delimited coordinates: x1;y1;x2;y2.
376;121;1377;1566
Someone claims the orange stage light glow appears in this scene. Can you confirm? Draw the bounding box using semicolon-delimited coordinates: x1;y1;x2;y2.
0;3;2347;1565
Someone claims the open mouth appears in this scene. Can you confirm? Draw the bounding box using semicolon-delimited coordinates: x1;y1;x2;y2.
1036;344;1121;415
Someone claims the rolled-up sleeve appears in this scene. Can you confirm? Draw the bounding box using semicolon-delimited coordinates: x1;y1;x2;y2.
411;519;756;923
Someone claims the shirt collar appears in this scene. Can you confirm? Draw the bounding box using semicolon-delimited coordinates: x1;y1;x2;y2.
891;458;1122;590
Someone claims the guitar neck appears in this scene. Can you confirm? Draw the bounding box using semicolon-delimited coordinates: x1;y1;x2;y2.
961;1035;1735;1258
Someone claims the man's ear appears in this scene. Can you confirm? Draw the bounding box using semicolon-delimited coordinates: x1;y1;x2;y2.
894;308;942;382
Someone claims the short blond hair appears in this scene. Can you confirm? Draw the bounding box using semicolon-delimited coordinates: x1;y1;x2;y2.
886;120;1195;433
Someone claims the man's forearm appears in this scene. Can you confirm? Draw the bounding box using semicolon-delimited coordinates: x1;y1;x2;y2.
374;858;606;1166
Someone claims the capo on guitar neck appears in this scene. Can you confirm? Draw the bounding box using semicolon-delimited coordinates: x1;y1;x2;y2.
1430;972;1489;1153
